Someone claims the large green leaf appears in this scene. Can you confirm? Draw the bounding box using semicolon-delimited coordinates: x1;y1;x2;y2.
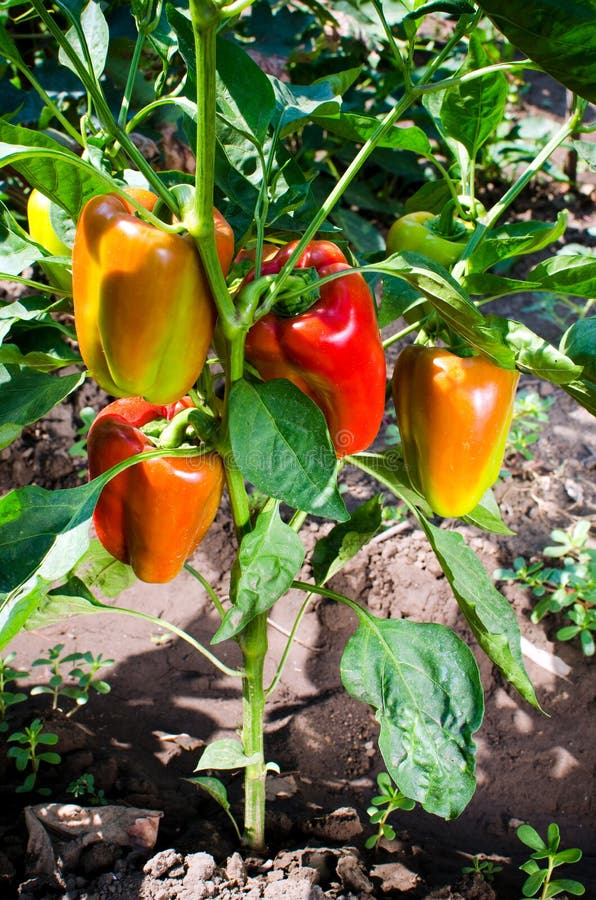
341;616;484;819
0;366;83;449
270;69;361;137
217;36;276;143
475;0;596;103
229;379;348;522
467;214;568;273
417;517;539;709
312;114;432;156
441;32;508;159
213;504;305;643
560;318;596;382
57;0;109;81
0;122;114;219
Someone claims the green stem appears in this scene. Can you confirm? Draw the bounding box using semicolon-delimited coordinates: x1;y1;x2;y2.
265;593;313;698
238;612;268;850
458;95;587;268
188;0;239;335
118;30;146;128
184;564;226;619
105;605;242;678
382;320;421;349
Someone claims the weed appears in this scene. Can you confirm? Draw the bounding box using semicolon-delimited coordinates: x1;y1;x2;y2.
365;771;415;849
6;718;61;794
517;822;585;898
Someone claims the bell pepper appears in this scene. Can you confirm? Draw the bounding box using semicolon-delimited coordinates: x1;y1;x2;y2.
87;396;225;583
386;211;470;268
392;345;519;517
27;188;73;293
72;191;234;405
244;240;387;458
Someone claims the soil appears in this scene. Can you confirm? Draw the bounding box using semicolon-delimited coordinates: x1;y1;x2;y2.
1;70;595;900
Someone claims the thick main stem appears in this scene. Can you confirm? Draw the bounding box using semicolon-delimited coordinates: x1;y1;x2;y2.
238;613;268;850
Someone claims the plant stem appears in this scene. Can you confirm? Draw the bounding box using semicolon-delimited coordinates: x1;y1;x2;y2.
106;605;242;678
188;0;238;334
238;612;268;850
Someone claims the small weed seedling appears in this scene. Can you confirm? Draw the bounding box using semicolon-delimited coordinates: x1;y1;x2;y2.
31;644;114;715
517;822;585;898
68;405;96;458
461;855;503;883
506;390;554;461
365;771;415;849
0;653;29;733
6;718;61;795
67;773;108;806
494;521;595;655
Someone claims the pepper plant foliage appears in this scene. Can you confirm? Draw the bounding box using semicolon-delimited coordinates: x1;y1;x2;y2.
0;0;595;850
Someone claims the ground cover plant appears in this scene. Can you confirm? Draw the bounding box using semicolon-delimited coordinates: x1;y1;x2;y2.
0;0;594;890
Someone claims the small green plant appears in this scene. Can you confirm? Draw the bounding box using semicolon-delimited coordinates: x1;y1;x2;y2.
31;644;114;715
517;822;585;898
494;521;595;656
506;390;554;461
461;854;503;883
365;771;415;849
6;718;61;795
67;773;108;806
0;653;29;733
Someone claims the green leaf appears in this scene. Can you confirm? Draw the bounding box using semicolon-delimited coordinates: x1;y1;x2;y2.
350;450;433;516
571;140;596;170
217;36;276;143
311;495;383;584
0;366;83;450
440;32;508;159
488;317;582;386
341;617;484;819
467;214;568;273
229;379;348;522
58;0;109;81
517;823;547;851
475;0;596;103
462;272;542;298
377;277;423;329
375;254;516;368
404;0;475;19
187;775;231;812
418;517;539;709
552;848;583;865
213;504;305;643
522;870;547;896
462;490;515;535
0;478;108;649
74;540;136;598
312;114;432;156
547;880;585;897
0;122;113;219
0;201;44;276
270;68;361;137
194;738;260;771
24;577;107;631
560;318;596;382
529;255;596;300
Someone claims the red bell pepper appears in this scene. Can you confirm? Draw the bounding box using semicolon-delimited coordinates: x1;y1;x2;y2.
87;397;225;583
244;240;387;457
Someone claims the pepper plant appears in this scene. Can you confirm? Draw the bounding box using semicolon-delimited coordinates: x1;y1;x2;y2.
0;0;595;853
